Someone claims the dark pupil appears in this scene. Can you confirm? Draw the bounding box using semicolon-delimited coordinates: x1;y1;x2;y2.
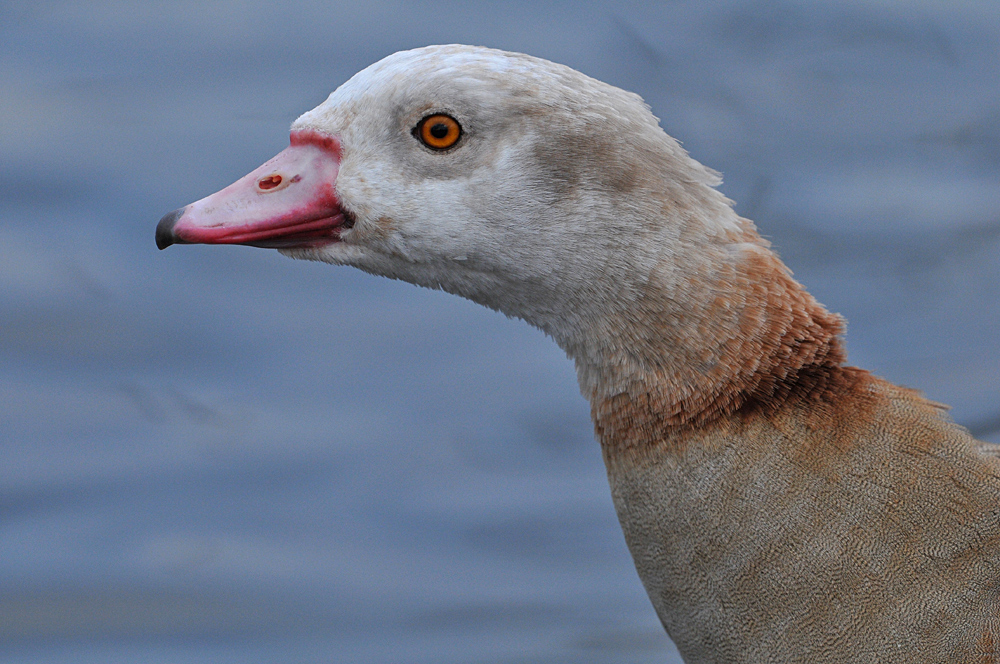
429;122;449;139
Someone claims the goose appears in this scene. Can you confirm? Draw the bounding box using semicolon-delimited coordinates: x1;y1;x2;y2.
155;45;1000;662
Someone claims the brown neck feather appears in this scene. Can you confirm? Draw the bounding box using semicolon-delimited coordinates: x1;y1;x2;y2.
591;242;857;460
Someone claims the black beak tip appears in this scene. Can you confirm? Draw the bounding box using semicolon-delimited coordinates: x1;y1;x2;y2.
155;207;186;250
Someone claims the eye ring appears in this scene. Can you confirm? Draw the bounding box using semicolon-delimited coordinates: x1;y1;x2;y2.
415;114;462;150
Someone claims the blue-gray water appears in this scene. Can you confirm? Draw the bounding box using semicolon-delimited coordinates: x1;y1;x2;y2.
1;1;998;662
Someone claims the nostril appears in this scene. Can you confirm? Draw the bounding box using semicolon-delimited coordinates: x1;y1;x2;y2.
258;174;283;190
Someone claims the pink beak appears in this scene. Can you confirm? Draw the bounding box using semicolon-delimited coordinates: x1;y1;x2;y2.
155;130;350;250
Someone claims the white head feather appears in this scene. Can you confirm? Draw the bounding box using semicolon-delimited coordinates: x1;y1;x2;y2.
285;45;761;399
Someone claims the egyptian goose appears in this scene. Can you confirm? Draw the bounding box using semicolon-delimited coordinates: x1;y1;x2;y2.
156;45;1000;662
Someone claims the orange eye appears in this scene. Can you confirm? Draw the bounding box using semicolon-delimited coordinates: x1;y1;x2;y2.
416;114;462;150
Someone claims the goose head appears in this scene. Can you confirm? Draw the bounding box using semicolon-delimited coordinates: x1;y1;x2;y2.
157;45;841;414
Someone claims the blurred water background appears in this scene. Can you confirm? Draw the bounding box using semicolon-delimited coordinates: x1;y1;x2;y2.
1;1;998;662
